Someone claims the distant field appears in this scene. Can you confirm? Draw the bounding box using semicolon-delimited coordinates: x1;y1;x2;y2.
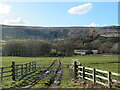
101;34;119;37
2;55;119;72
2;56;57;67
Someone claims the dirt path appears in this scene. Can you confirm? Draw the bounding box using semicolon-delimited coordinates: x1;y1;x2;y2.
48;60;63;88
21;60;58;89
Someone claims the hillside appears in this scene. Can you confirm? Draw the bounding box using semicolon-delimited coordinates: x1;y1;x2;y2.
2;25;119;40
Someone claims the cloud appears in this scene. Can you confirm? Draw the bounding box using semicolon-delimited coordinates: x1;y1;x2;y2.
84;23;99;27
0;3;29;26
68;3;92;15
3;17;29;26
0;3;11;15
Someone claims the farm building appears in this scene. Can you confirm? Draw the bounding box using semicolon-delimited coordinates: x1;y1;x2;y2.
92;50;98;54
74;50;98;55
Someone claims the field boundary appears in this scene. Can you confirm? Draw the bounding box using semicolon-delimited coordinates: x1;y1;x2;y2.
21;59;58;88
73;61;120;88
1;59;63;88
0;61;38;81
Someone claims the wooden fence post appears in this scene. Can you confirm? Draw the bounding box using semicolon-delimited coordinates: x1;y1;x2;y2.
93;68;96;84
16;65;18;79
35;62;36;70
26;63;28;75
108;71;112;88
30;62;32;72
73;61;78;80
82;67;85;80
21;64;23;77
32;62;34;72
1;67;3;83
29;62;31;72
11;61;16;81
33;62;36;72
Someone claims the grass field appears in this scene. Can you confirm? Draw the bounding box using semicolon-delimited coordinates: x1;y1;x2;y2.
2;55;119;72
1;55;119;88
101;34;119;37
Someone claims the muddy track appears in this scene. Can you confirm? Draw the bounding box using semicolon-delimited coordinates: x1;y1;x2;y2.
21;59;58;89
48;60;63;88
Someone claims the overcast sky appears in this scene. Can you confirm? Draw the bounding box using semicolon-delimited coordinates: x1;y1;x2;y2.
0;2;118;27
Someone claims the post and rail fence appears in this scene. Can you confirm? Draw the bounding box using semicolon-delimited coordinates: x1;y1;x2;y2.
1;60;120;88
73;61;120;88
0;61;38;81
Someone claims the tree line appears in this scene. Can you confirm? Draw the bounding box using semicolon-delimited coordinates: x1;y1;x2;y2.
2;40;51;57
2;39;119;57
2;40;75;57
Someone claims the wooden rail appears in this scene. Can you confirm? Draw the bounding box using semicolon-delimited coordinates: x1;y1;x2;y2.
73;61;120;88
0;61;38;81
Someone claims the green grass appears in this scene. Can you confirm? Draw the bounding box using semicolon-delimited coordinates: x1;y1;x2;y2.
1;55;119;88
1;56;59;88
101;34;119;37
2;55;119;73
2;56;59;67
62;55;119;72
